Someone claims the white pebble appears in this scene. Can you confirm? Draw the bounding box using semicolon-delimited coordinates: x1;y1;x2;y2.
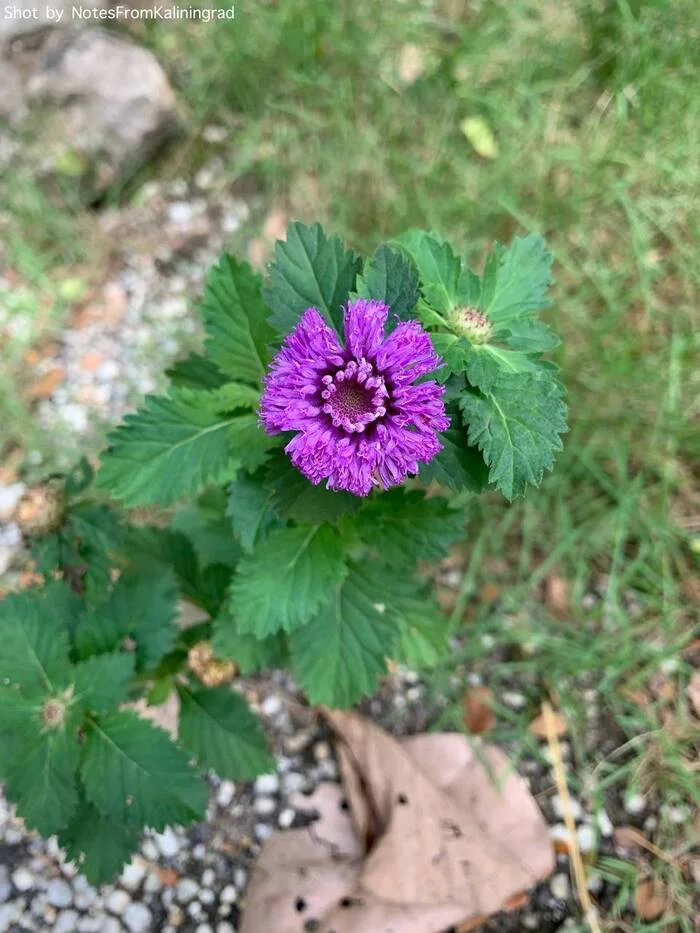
11;868;33;893
176;879;200;903
0;903;23;932
201;869;215;888
155;828;181;859
196;925;214;933
143;872;162;894
141;839;159;862
313;742;331;761
254;797;276;817
187;901;204;919
278;809;295;829
596;809;614;837
216;925;236;933
106;890;131;915
502;691;527;710
192;844;206;861
200;889;215;906
587;872;603;894
577;824;596;853
260;695;283;718
549;823;572;847
0;483;25;522
0;868;9;905
54;910;79;933
551;795;582;821
46;880;73;908
282;772;306;795
254;774;279;796
550;873;570;901
100;920;122;933
625;792;646;815
120;859;147;891
220;885;237;904
124;902;152;933
233;868;247;889
216;781;236;809
254;823;273;842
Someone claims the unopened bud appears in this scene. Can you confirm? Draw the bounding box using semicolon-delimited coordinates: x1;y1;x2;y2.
452;307;492;344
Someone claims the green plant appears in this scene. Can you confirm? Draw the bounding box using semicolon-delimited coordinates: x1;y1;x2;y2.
0;221;566;881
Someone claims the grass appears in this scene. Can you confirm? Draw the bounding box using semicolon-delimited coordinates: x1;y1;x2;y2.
2;0;698;926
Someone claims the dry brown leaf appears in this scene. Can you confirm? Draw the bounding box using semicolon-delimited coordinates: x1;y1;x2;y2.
529;709;567;739
544;574;569;618
241;710;554;933
479;582;501;603
634;876;668;921
613;825;648;857
686;670;700;718
463;686;496;734
26;367;65;401
129;693;180;740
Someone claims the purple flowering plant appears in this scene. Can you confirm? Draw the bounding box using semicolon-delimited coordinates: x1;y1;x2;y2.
0;223;566;881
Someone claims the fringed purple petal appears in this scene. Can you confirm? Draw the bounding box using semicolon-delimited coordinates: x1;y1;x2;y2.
344;298;389;359
374;320;444;385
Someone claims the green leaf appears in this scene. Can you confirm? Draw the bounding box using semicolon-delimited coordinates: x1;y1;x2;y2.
178;684;274;780
64;456;95;497
227;473;276;552
76;569;178;670
290;565;398;707
73;653;135;713
121;527;200;603
418;428;489;492
97;388;238;507
499;318;560;352
355;244;420;325
358;490;463;568
263;221;362;334
81;710;207;830
213;620;288;675
5;727;80;835
463;344;541;393
393;230;479;319
58;802;140;886
166;352;228;390
172;487;241;569
263;455;361;523
479;235;553;324
227;413;279;472
211;382;261;413
0;590;72;694
0;686;40;731
460;371;568;499
229;525;348;637
200;254;275;383
382;578;448;670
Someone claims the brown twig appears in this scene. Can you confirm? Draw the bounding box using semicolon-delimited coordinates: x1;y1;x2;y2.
542;700;602;933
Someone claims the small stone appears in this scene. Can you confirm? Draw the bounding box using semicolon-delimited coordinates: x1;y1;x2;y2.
141;838;160;861
502;691;527;710
176;879;199;904
216;925;236;933
283;731;313;755
156;828;181;859
195;925;214;933
201;869;215;888
192;844;206;861
254;823;273;842
106;889;131;915
551;795;582;822
254;774;279;796
216;781;236;808
11;868;34;893
625;792;646;815
550;873;570;901
100;920;122;933
220;885;237;904
46;880;73;909
313;742;331;762
596;809;614;837
522;914;539;930
200;889;215;906
187;901;204;920
54;909;79;933
0;902;23;932
254;797;276;817
233;868;247;889
0;867;9;905
120;859;147;891
317;759;338;781
282;772;306;795
0;483;25;522
577;824;596;853
260;695;283;718
124;902;152;933
587;872;604;894
278;808;295;829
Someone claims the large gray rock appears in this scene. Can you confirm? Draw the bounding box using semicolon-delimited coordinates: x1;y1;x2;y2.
0;1;107;48
26;28;179;192
0;59;26;122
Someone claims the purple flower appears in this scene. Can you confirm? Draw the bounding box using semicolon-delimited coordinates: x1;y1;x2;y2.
259;299;449;496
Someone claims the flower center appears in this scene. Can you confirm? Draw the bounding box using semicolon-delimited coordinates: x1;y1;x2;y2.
320;359;388;432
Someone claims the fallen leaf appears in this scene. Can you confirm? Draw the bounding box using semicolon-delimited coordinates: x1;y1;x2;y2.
263;206;290;243
463;686;496;734
398;43;427;85
26;367;65;401
460;117;498;159
158;867;179;887
613;825;648;857
634;876;668;921
686;670;700;717
479;582;501;603
529;709;567;739
241;710;554;933
544;574;569;618
648;670;677;702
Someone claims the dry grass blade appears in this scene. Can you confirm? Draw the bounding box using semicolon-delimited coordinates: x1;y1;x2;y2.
542;701;602;933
